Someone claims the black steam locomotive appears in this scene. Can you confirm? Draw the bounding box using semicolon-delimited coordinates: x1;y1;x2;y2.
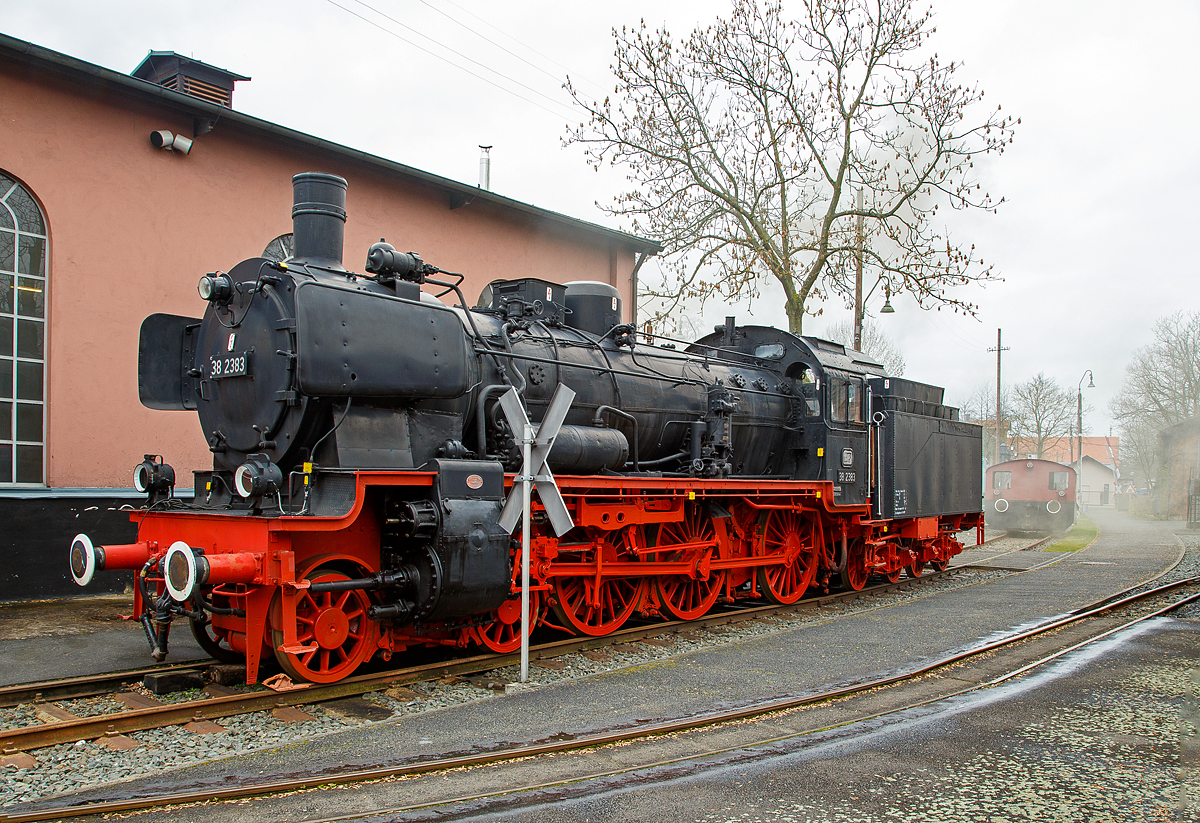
69;173;983;684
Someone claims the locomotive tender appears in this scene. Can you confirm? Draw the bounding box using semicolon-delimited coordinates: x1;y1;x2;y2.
69;173;984;684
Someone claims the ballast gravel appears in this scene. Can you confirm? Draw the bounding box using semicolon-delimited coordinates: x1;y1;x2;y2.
0;529;1127;810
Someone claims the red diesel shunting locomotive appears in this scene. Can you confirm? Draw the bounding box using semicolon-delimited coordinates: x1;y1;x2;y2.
985;458;1077;534
69;173;984;684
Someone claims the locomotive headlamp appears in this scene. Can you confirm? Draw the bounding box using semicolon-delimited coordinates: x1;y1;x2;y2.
133;455;175;496
163;541;199;601
234;454;283;498
197;273;233;302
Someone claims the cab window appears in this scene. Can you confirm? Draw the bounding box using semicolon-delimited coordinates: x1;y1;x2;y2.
1049;471;1069;491
993;471;1012;489
792;365;820;417
847;379;863;423
828;371;864;425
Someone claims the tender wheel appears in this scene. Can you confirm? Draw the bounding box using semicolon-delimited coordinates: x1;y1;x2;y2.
907;559;926;578
840;539;867;591
756;510;818;605
551;532;646;636
652;507;724;621
475;591;541;654
271;568;376;683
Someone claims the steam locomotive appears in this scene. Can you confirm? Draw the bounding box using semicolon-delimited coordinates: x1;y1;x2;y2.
69;173;984;684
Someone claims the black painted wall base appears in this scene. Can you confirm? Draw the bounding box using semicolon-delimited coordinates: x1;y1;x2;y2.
0;492;155;602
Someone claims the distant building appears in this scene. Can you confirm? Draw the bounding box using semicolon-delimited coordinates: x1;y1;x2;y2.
1067;455;1119;508
0;34;659;599
1007;435;1119;474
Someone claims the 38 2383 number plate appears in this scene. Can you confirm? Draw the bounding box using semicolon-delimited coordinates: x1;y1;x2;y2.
208;351;251;379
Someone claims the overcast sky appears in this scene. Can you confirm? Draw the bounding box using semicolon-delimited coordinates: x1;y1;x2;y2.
4;0;1198;437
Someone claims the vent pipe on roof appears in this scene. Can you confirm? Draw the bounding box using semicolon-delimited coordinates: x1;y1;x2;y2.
478;145;492;190
131;52;250;110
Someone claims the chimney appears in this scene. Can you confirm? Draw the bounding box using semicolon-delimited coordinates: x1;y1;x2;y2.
290;172;348;272
478;145;492;190
132;52;250;109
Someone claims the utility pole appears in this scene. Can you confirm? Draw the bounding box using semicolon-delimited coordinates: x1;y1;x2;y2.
853;186;864;351
988;329;1010;465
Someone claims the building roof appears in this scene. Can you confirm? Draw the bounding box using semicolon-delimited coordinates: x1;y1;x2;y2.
131;51;251;86
1068;455;1119;477
0;33;663;255
1008;435;1118;469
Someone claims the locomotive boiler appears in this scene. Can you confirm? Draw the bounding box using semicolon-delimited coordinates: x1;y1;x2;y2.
69;172;984;684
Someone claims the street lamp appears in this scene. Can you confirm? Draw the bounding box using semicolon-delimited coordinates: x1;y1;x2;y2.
1077;370;1095;511
851;179;896;351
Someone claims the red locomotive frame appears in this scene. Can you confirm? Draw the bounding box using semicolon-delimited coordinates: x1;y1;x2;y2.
108;472;981;684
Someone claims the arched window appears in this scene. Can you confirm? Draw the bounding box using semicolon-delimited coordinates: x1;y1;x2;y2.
0;173;47;485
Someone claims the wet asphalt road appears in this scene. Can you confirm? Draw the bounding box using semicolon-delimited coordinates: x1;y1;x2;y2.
361;616;1200;823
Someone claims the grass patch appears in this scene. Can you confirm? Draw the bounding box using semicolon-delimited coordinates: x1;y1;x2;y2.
1043;515;1099;552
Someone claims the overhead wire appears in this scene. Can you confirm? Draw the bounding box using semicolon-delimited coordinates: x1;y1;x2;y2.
322;0;581;122
430;0;610;98
921;311;991;353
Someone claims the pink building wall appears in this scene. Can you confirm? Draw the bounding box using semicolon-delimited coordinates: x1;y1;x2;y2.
0;59;643;489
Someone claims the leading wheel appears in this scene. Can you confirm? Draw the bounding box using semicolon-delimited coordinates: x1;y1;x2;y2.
652;507;725;621
190;615;242;663
907;558;926;578
756;510;818;605
189;588;243;663
930;558;949;572
551;532;646;636
475;591;541;653
271;568;376;683
883;568;903;584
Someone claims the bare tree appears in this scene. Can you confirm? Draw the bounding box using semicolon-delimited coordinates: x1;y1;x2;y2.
1110;311;1200;480
819;318;906;375
1008;372;1073;459
1111;312;1200;429
567;0;1016;334
1119;416;1162;486
952;381;1011;462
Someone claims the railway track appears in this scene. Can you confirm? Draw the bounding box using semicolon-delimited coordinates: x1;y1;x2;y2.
0;529;1039;711
0;530;1063;757
4;558;1192;822
0;562;982;753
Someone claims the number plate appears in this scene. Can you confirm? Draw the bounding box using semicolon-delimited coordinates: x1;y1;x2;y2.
837;470;857;484
208;350;251;379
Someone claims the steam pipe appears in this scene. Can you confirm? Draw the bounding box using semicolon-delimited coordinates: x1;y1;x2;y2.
477;384;509;459
309;567;415;595
594;405;639;472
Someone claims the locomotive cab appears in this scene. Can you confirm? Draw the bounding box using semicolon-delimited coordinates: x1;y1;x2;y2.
795;337;885;505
